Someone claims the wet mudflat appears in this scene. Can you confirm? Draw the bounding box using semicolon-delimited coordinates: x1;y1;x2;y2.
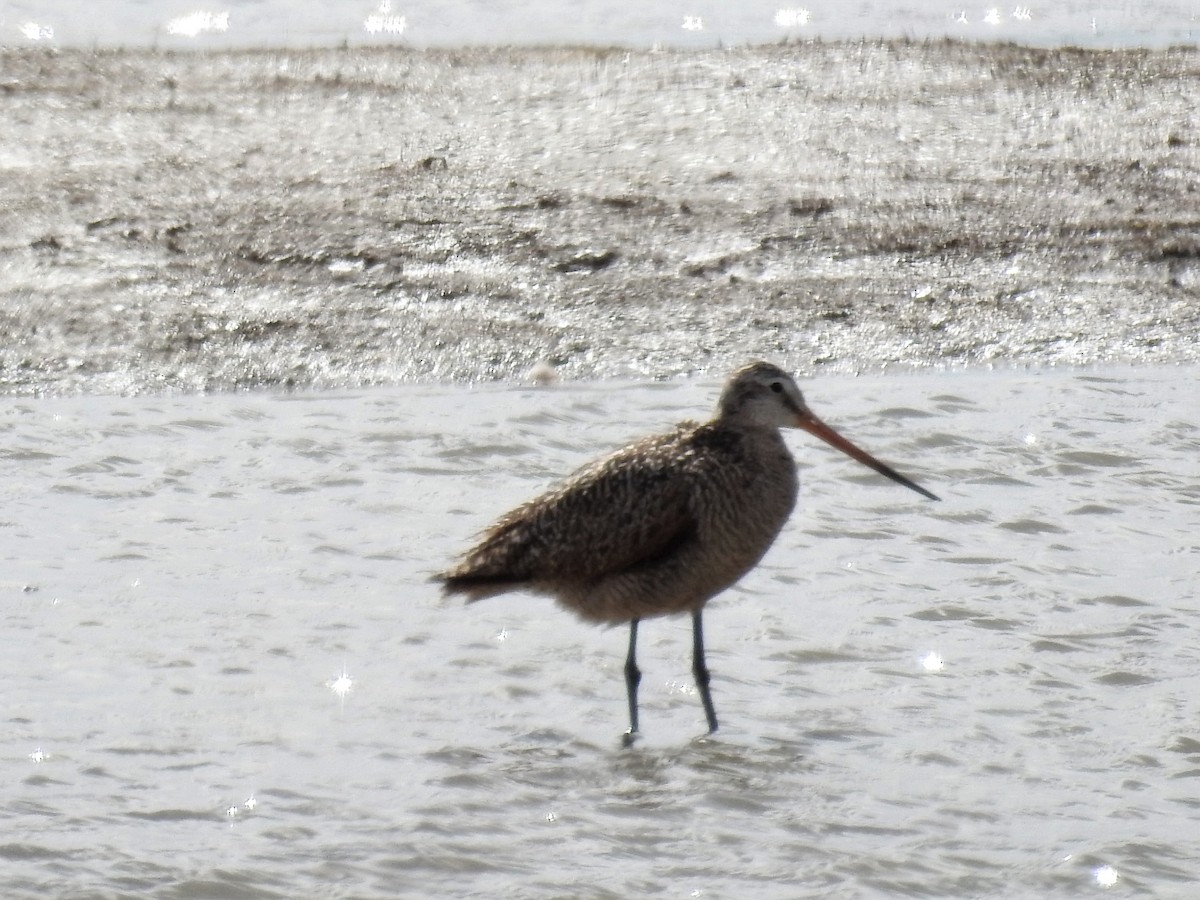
1;41;1197;395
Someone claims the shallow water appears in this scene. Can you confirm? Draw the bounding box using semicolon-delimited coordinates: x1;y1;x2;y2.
14;0;1200;49
2;364;1197;897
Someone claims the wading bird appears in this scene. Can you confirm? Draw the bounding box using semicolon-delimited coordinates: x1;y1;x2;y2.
438;361;938;743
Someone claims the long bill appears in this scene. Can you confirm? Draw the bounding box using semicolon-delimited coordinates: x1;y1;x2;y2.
796;410;940;501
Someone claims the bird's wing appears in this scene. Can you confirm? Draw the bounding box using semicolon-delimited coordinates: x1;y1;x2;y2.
442;431;697;590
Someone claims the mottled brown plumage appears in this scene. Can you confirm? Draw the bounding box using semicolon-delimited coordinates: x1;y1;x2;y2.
439;361;938;742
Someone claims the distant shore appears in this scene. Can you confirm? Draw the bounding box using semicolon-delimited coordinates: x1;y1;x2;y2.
1;41;1197;395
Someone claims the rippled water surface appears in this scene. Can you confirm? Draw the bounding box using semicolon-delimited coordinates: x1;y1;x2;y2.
16;0;1200;48
2;365;1197;897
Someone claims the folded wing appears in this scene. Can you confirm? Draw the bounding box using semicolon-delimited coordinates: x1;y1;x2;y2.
439;436;697;600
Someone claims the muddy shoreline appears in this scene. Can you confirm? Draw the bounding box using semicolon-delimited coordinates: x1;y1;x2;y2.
1;41;1197;395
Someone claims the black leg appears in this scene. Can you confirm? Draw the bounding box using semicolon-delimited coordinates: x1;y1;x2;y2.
692;610;718;734
622;618;641;747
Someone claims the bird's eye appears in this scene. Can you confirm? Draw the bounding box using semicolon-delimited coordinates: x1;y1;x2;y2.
769;381;784;394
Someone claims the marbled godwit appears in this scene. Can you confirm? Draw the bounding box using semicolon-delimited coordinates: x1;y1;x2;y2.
438;361;938;743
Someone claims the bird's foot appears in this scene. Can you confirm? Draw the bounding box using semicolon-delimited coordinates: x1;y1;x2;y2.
621;729;639;749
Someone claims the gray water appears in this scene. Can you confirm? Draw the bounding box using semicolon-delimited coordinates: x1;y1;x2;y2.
8;0;1199;49
3;364;1197;896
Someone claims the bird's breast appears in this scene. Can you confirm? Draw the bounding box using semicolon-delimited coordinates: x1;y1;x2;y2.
680;428;798;585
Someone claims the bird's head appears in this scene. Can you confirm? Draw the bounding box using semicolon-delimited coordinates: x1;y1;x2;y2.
717;361;811;429
717;361;940;501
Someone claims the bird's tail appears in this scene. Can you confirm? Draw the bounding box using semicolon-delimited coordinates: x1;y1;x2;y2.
434;571;528;603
